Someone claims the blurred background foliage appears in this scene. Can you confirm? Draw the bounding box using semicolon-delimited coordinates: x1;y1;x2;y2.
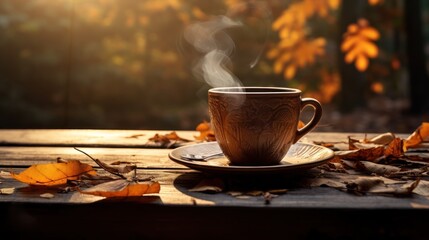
0;0;428;131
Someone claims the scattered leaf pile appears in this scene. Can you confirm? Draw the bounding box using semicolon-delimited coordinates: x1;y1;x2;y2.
189;122;429;202
7;148;160;199
314;122;429;196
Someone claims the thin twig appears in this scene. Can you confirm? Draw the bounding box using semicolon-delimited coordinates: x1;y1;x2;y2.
74;147;126;179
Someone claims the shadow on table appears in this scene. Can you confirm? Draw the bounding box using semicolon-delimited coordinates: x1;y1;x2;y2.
173;172;316;203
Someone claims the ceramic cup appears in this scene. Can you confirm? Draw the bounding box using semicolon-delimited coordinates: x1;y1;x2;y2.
208;87;322;166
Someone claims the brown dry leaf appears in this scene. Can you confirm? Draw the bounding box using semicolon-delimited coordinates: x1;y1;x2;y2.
348;136;381;150
346;176;385;193
348;137;361;150
189;177;225;193
165;131;190;142
194;121;216;141
408;180;429;197
149;133;170;145
355;161;401;176
341;19;380;72
310;178;346;189
404;122;429;150
149;131;190;147
11;160;97;186
384;138;404;158
365;132;395;145
81;179;160;198
93;159;136;177
0;187;15;195
337;147;385;162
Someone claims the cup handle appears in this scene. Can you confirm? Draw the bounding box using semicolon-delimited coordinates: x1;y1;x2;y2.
293;98;322;143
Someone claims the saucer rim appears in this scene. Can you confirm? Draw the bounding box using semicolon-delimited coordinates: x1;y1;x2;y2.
168;142;334;175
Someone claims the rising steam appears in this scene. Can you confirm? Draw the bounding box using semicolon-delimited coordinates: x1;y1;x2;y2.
184;15;243;88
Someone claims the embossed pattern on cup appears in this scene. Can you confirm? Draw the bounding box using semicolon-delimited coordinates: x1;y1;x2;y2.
209;87;322;166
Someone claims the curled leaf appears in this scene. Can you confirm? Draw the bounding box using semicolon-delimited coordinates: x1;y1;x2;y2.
11;160;96;186
81;180;160;198
356;161;401;176
337;146;385;162
384;138;404;158
346;176;385;193
365;132;395;145
404;122;429;150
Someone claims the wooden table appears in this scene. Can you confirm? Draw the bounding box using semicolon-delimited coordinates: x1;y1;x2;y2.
0;129;427;239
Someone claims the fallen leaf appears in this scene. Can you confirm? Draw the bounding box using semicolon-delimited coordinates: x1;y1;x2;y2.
310;178;346;189
149;131;190;147
189;177;224;193
11;160;97;186
365;132;395;145
355;161;401;176
94;159;136;177
194;121;216;141
384;138;404;158
349;136;380;150
337;147;385;162
164;131;191;142
0;187;15;195
404;122;429;150
40;193;55;199
346;176;385;193
406;179;429;197
81;179;160;198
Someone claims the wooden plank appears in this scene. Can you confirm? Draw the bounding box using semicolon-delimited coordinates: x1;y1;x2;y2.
0;146;184;169
0;130;387;147
1;168;429;209
0;129;198;147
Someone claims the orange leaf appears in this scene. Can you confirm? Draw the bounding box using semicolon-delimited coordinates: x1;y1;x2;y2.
195;121;216;141
355;55;369;72
11;160;96;186
404;122;429;150
342;19;379;72
149;131;190;146
384;138;404;158
81;180;160;198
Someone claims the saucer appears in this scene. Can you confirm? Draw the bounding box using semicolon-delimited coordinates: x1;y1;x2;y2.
168;142;334;175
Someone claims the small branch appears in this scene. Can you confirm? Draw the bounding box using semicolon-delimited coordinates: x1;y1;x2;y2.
74;147;126;179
